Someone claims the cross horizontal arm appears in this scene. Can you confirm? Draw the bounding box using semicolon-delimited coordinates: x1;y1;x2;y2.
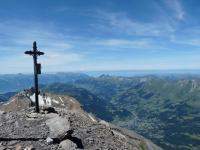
37;51;44;56
24;50;44;56
24;51;34;55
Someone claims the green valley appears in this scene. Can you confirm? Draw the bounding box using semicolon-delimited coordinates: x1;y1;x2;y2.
43;75;200;150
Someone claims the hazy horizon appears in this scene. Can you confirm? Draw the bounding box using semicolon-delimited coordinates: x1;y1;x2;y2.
2;69;200;77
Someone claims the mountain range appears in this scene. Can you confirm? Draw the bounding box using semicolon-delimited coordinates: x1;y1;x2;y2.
0;73;89;93
0;73;199;150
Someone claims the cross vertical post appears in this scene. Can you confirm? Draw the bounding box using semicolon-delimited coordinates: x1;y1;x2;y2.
25;41;44;113
33;42;39;113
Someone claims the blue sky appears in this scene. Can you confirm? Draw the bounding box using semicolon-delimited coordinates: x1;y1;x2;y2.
0;0;200;73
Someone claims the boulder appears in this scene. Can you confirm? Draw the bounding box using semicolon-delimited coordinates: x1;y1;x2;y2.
0;144;6;150
46;115;70;140
58;140;77;150
15;144;22;150
24;145;35;150
46;137;53;145
0;111;5;115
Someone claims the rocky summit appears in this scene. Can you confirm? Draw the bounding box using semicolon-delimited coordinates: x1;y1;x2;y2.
0;90;162;150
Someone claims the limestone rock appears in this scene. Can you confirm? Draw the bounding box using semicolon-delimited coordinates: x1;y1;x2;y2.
15;144;22;150
0;110;5;115
46;115;70;140
58;140;77;150
24;145;34;150
0;143;6;150
46;138;53;145
26;113;38;118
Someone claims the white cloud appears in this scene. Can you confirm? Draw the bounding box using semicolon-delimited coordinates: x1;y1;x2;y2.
92;38;158;50
92;11;175;37
0;51;84;73
0;5;198;73
171;38;200;47
0;20;85;73
41;51;83;66
0;20;73;46
164;0;185;20
73;56;200;71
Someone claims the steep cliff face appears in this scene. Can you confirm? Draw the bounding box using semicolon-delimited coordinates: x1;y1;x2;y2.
0;91;162;150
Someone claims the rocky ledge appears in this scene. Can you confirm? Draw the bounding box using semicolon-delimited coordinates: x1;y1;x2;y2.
0;106;162;150
0;91;162;150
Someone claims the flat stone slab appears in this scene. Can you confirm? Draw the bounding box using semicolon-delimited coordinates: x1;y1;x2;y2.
46;115;70;140
58;139;77;150
0;110;58;150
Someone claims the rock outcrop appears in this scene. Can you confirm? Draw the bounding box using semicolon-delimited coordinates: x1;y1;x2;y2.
0;91;162;150
0;90;82;112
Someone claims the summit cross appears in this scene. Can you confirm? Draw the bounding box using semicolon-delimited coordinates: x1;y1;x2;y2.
25;41;44;113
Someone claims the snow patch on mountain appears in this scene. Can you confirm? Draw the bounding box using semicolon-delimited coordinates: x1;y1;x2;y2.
2;98;16;106
30;94;53;106
88;114;96;122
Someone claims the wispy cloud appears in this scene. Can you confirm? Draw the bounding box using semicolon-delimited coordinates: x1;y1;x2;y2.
97;39;149;47
171;38;200;47
91;38;163;50
41;51;83;66
91;10;175;38
0;20;85;73
164;0;185;20
0;0;199;73
0;20;77;50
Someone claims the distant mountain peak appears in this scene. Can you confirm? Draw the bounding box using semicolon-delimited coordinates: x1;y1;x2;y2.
0;89;82;112
98;74;111;78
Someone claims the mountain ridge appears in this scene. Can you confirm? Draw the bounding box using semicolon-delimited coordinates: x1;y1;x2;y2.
43;76;200;150
0;90;161;150
1;74;200;149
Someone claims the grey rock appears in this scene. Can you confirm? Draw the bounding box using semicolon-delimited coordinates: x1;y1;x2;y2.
0;144;5;150
26;113;38;118
24;145;34;150
0;111;5;115
58;140;77;150
15;144;22;150
46;115;70;140
46;137;53;145
7;140;18;146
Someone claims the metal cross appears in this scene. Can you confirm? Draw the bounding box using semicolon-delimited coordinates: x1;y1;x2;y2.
25;41;44;113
